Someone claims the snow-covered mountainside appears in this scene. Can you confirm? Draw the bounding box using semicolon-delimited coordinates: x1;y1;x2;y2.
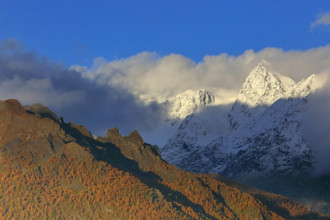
164;89;215;121
161;63;321;180
229;64;317;129
140;89;215;146
161;63;330;215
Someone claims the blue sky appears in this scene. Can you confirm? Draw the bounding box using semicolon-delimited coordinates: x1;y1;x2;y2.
0;0;329;66
0;0;330;137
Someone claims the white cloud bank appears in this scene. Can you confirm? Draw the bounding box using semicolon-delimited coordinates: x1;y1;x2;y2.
0;76;85;108
0;39;163;135
72;46;330;104
311;12;330;29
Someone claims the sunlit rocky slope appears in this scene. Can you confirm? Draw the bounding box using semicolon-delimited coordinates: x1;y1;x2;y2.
0;99;326;219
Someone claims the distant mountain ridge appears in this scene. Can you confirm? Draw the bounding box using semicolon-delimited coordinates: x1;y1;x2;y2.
162;64;317;177
160;64;330;214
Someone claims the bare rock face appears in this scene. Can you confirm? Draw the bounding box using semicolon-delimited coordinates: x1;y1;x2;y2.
68;122;93;138
24;103;59;121
106;127;121;137
126;130;145;146
100;128;162;172
0;99;95;165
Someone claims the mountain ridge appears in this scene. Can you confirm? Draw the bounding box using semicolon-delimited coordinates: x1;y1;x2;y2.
0;98;326;219
162;63;319;177
160;64;330;214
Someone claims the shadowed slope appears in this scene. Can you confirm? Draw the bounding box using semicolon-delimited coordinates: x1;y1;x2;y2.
0;99;327;219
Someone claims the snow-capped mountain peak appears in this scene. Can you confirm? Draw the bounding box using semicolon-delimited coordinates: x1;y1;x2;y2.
158;64;329;214
140;89;215;147
237;63;296;107
161;63;325;181
165;89;215;120
288;74;316;98
235;63;321;112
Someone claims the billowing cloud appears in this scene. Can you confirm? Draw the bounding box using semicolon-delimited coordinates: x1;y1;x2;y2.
73;46;330;104
71;52;197;101
301;77;330;177
311;12;330;29
0;76;84;108
0;39;163;136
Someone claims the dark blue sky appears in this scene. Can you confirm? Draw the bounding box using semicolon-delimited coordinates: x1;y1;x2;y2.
0;0;329;66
